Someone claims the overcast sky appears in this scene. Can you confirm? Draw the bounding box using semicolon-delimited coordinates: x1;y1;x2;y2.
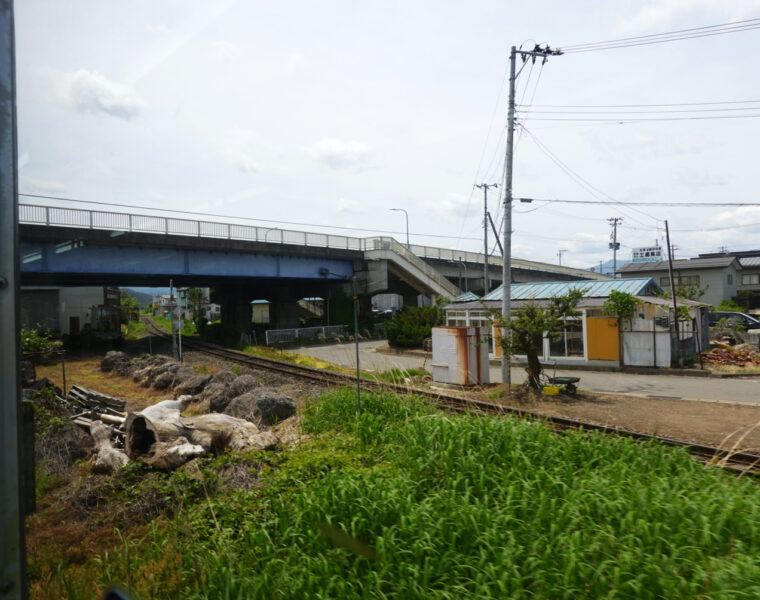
15;0;760;271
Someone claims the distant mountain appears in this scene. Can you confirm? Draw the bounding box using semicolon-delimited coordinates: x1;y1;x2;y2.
587;258;632;276
122;288;156;307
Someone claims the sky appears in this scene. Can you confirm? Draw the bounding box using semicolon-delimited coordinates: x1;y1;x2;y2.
14;0;760;272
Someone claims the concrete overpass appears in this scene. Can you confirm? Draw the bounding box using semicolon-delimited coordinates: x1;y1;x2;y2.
19;203;607;327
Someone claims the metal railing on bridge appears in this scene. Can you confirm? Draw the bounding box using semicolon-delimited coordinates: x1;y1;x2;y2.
265;325;348;346
18;202;606;281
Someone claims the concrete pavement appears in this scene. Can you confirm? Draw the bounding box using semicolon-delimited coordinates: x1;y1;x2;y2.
294;340;760;406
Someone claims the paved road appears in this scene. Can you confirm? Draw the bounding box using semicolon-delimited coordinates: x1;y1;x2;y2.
295;340;760;406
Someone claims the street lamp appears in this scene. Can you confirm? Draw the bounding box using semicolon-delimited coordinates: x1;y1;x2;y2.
389;208;409;249
456;257;468;293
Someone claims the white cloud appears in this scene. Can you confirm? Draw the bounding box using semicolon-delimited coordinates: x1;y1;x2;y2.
146;24;170;35
20;176;67;195
620;0;760;32
285;51;306;73
63;70;145;120
236;154;260;174
304;138;373;170
18;152;30;170
336;197;366;215
675;170;727;189
213;40;240;60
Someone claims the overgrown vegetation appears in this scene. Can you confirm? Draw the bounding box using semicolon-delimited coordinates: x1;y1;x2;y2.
385;305;444;348
716;299;745;312
34;388;760;599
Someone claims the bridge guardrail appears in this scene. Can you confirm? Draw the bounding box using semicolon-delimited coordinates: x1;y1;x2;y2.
18;203;605;281
265;325;348;345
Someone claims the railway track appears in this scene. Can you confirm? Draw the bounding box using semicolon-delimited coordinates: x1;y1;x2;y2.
143;320;760;476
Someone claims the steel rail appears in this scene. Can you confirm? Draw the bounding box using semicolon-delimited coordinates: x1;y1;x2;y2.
144;321;760;476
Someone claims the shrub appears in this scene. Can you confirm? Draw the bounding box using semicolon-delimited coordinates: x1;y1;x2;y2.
21;326;63;356
385;306;443;348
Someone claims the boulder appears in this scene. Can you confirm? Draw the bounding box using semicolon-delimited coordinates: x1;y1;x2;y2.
20;360;36;385
174;374;212;396
225;389;296;427
211;370;236;386
152;371;176;391
203;383;233;412
101;351;130;373
228;374;259;398
171;365;197;386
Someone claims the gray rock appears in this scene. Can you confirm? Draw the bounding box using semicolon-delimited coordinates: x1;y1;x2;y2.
172;365;197;386
101;351;130;373
225;389;296;426
211;370;236;386
228;374;259;398
204;383;233;412
174;374;212;396
20;360;36;385
152;371;176;390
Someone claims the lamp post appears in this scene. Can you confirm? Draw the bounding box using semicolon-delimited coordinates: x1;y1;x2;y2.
264;227;279;243
389;208;409;248
456;257;468;293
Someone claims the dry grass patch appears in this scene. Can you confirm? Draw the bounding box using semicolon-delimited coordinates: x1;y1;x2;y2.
36;357;173;411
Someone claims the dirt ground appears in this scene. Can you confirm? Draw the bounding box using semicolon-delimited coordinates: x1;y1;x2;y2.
491;389;760;452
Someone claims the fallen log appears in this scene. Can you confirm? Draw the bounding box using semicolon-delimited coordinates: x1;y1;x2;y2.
124;396;279;467
90;421;129;473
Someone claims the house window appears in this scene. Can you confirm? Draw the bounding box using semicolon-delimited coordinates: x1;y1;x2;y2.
742;274;760;285
660;275;700;287
728;273;733;285
548;319;584;358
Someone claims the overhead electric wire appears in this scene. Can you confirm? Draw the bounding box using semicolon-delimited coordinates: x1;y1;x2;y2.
559;18;760;53
521;99;760;108
18;193;483;242
519;126;659;226
518;197;760;207
518;106;760;114
516;114;760;123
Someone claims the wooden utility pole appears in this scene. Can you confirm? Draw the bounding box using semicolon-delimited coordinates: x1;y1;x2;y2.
665;220;682;367
475;183;498;295
608;217;622;277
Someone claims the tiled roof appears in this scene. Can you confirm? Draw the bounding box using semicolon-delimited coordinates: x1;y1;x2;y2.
619;256;739;272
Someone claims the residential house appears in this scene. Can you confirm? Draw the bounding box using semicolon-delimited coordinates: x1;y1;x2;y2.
617;256;741;307
443;278;709;368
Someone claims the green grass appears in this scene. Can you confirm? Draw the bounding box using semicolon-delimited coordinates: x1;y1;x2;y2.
36;389;760;599
152;314;197;337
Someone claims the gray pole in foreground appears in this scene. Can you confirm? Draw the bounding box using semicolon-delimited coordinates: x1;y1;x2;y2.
352;276;361;410
0;0;26;596
501;46;517;389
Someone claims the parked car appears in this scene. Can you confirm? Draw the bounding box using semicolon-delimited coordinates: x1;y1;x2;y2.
708;311;760;329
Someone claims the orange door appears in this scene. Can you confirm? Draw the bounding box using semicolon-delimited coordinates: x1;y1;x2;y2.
586;317;619;361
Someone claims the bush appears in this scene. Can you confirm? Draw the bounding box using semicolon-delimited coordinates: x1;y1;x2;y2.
21;326;63;356
385;306;443;348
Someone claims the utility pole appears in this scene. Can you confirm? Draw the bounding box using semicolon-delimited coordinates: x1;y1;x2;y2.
557;249;567;266
502;44;562;390
608;217;622;277
665;220;682;367
475;183;498;295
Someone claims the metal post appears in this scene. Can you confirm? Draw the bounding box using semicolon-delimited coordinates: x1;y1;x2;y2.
389;208;409;248
665;220;682;367
60;352;66;399
0;0;26;595
475;183;498;294
169;279;177;360
501;46;517;390
352;276;361;411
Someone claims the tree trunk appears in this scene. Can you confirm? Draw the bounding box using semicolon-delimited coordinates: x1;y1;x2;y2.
525;349;543;389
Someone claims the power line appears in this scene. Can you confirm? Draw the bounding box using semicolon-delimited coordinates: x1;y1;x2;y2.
519;126;659;225
519;197;760;207
521;99;760;108
515;114;760;122
518;106;760;114
559;18;760;53
18;193;483;242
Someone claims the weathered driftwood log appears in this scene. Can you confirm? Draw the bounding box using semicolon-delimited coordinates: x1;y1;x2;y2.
90;421;129;473
124;396;278;467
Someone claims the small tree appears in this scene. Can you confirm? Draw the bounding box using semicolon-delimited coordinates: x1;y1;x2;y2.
120;291;140;324
602;290;640;366
386;306;444;348
495;289;585;389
